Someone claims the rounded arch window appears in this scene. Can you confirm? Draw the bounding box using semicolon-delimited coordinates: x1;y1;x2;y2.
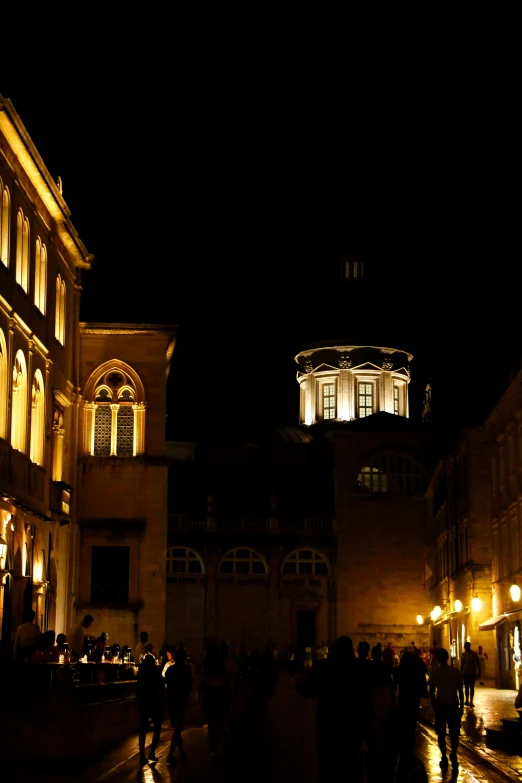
357;454;426;495
166;547;205;576
219;548;268;576
282;549;331;576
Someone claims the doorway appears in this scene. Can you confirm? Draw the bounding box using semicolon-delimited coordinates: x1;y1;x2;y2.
297;611;316;652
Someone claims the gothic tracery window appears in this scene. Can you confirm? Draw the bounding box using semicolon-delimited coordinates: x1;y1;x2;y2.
87;364;144;457
16;209;30;291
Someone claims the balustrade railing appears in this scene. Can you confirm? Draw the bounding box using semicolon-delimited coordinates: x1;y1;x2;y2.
169;514;335;534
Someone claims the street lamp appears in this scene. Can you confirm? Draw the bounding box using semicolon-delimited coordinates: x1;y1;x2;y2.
471;595;482;612
416;614;423;625
510;583;521;602
454;599;463;612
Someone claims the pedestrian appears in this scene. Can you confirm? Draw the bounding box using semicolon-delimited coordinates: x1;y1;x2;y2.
136;653;163;764
394;652;421;760
135;631;149;664
383;642;395;669
296;636;361;783
429;640;439;671
13;609;41;661
68;614;94;661
429;647;464;773
477;645;488;685
201;642;227;762
460;641;480;707
165;646;192;766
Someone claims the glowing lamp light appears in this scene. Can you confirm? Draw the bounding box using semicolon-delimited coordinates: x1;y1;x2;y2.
416;614;423;625
0;534;7;563
430;610;436;621
471;596;482;612
433;605;442;619
454;600;463;613
510;583;521;602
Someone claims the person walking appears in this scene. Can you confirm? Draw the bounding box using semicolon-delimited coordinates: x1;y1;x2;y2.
136;653;164;764
477;645;488;685
429;647;464;773
165;646;192;766
460;641;480;706
296;636;361;783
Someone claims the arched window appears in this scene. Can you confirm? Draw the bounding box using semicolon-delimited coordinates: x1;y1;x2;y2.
16;210;30;291
30;370;45;465
219;548;268;576
84;362;145;457
357;454;426;495
166;547;205;576
55;274;66;344
282;549;331;576
0;181;10;267
11;350;27;453
0;329;7;439
34;238;47;314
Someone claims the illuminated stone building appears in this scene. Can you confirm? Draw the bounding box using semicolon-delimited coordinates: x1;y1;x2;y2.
424;428;494;679
167;330;448;656
0;95;176;657
0;94;93;654
484;368;522;689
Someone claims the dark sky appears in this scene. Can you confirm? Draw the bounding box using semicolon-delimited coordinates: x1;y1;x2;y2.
2;53;518;438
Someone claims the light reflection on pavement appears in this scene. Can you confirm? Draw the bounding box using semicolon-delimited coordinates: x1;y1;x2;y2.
5;675;519;782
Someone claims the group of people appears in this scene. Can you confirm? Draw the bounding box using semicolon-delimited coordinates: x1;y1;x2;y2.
296;637;485;782
136;638;277;768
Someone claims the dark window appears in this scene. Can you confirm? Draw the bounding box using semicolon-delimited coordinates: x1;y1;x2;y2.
91;546;130;602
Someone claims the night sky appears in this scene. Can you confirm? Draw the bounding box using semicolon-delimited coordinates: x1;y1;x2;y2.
2;56;517;440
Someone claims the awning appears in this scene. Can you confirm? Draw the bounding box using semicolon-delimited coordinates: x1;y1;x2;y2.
479;615;507;631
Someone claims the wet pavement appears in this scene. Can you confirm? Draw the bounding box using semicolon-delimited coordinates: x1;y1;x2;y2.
7;675;522;782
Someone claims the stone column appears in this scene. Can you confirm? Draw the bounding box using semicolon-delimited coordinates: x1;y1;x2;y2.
83;403;96;456
133;403;146;455
110;404;119;456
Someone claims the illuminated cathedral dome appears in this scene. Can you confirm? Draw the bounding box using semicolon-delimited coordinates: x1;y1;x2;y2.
295;343;412;425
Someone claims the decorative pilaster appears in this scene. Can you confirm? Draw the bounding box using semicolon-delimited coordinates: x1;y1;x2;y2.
83;403;96;456
133;403;146;455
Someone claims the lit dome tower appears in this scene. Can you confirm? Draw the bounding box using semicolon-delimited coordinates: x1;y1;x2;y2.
295;343;412;426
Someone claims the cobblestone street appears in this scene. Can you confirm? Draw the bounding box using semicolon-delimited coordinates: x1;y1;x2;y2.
7;676;522;782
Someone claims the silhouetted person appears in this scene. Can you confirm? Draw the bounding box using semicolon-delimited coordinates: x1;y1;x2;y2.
202;642;227;762
296;636;359;782
165;647;192;766
13;609;41;661
460;641;480;707
69;615;94;660
135;631;149;663
394;652;421;759
429;647;464;773
136;654;163;764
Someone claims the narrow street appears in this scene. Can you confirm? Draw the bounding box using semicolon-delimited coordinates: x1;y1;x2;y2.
8;673;520;783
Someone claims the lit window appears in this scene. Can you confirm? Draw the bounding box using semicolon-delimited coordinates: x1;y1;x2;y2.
30;370;45;465
55;274;66;344
282;549;331;576
0;181;10;267
323;383;336;420
357;454;426;495
358;382;373;418
394;386;399;415
219;548;267;576
166;547;204;576
16;209;30;291
88;365;144;457
34;238;47;314
11;350;28;453
0;328;7;439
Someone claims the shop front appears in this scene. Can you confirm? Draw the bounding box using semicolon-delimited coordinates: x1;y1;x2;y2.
480;611;522;690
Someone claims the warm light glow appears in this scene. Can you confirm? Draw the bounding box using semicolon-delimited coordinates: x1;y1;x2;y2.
471;596;482;612
454;599;463;612
430;610;436;621
0;534;7;562
433;605;442;619
511;583;521;602
416;614;423;625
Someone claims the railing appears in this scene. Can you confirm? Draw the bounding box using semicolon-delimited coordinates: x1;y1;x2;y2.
169;514;335;534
